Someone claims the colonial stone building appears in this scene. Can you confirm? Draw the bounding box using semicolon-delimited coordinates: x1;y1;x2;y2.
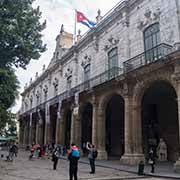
18;0;180;167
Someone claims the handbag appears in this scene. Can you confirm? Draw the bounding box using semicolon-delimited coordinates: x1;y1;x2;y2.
148;159;153;164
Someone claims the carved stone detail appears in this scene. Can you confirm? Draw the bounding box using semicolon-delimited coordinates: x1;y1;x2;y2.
103;35;119;51
53;77;59;91
137;8;161;31
64;67;73;78
81;54;91;68
43;85;48;96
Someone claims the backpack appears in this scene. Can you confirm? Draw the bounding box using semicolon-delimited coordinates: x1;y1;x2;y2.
92;150;98;159
72;149;80;158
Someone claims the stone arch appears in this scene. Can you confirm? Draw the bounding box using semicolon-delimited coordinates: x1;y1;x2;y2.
133;75;179;161
98;90;124;110
63;107;72;149
79;101;93;155
133;74;177;106
98;90;125;158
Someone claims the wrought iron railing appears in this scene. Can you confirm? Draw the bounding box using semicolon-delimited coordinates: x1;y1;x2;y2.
73;67;123;93
123;43;173;73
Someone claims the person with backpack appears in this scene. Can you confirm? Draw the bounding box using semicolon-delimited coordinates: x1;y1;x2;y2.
86;142;98;174
68;143;80;180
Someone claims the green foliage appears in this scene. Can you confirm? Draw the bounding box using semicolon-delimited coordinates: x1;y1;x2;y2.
0;68;19;109
0;68;19;132
0;0;46;69
0;104;10;132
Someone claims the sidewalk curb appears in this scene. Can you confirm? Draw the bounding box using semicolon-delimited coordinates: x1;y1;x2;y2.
60;156;180;179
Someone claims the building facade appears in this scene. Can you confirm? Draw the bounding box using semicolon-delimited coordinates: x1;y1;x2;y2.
18;0;180;167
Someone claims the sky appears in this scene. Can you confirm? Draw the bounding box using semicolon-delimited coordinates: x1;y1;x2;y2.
12;0;122;113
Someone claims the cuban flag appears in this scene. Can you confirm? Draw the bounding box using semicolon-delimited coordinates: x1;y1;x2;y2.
76;11;96;29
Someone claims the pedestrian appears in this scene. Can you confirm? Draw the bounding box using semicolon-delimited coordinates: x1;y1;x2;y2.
86;142;98;174
52;146;59;170
37;144;42;158
8;142;16;161
148;147;155;173
14;143;18;157
29;143;35;160
68;143;80;180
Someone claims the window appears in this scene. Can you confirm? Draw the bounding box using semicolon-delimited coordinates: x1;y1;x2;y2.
84;64;90;89
144;23;160;62
108;47;118;78
67;76;72;90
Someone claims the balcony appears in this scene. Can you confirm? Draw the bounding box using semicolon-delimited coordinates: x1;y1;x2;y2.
73;66;123;93
123;43;173;73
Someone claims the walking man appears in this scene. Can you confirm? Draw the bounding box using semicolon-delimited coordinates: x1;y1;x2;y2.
68;143;80;180
86;142;98;174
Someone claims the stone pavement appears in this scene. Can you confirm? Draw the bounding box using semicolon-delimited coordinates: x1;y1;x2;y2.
0;150;178;180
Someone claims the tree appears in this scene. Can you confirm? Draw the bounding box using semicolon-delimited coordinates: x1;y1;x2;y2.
0;0;46;132
0;0;46;69
0;68;19;132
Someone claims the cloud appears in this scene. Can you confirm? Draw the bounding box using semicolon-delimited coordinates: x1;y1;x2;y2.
12;0;121;113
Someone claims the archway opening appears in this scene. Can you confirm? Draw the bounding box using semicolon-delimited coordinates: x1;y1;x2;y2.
50;104;57;144
81;103;93;152
41;109;46;145
141;81;179;161
64;108;72;149
32;113;37;144
105;94;124;158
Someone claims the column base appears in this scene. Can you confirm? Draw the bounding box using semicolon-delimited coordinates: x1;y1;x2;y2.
97;150;108;160
174;158;180;173
121;153;145;165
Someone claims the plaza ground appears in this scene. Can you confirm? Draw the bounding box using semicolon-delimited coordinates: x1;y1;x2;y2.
0;150;179;180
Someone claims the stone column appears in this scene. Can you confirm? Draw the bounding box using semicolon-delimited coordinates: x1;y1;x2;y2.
92;98;98;146
29;113;32;145
56;115;61;145
58;109;65;145
35;120;39;144
70;106;81;147
23;120;26;146
121;95;133;164
23;118;29;147
95;99;107;160
19;120;23;145
45;103;51;144
131;97;145;164
174;79;180;172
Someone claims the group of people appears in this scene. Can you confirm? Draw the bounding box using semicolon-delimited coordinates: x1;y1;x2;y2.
28;143;68;160
28;142;98;180
51;142;98;180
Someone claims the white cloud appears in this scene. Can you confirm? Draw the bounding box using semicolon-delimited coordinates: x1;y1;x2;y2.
12;0;122;113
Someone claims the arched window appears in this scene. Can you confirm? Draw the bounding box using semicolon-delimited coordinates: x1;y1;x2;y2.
144;23;160;62
108;47;118;78
84;64;90;82
84;64;90;89
67;76;72;90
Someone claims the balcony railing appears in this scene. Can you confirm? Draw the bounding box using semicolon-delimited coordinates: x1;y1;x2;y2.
123;43;173;73
72;67;123;93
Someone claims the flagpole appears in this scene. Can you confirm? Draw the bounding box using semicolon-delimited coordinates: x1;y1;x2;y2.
73;9;77;44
